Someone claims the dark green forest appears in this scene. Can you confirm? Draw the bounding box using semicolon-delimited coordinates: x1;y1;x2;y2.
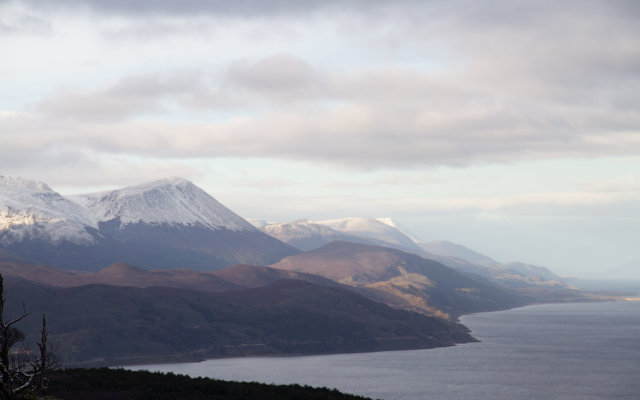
46;368;377;400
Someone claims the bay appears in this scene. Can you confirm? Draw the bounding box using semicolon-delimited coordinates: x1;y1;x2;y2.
131;301;640;400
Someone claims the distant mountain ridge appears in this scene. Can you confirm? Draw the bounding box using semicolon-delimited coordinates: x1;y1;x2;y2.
271;241;525;318
2;175;566;286
260;217;426;255
259;217;567;289
419;240;499;268
419;243;567;289
0;176;297;270
261;219;363;251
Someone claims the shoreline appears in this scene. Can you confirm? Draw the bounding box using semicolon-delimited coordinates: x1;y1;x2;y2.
122;294;640;400
118;296;638;370
113;340;466;369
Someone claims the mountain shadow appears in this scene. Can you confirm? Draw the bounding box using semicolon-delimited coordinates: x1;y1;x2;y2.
4;276;475;367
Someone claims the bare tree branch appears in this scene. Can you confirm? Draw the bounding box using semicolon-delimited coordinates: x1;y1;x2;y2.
0;274;56;399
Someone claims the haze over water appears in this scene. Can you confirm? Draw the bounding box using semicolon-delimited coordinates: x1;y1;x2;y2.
134;301;640;400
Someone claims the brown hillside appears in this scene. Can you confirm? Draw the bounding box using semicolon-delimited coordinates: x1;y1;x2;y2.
271;241;524;318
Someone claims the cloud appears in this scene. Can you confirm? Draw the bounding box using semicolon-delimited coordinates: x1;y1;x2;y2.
30;53;323;121
227;53;323;99
0;143;206;192
5;42;640;168
1;0;638;276
33;71;209;121
13;0;407;17
17;0;639;22
0;3;51;35
3;1;640;170
4;99;639;172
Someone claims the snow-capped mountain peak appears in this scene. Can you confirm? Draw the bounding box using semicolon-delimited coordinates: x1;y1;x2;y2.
75;177;256;231
1;176;296;270
263;219;343;238
259;216;426;254
0;175;53;193
315;217;420;249
0;176;97;245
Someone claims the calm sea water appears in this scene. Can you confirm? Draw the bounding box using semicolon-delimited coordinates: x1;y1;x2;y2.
131;301;640;400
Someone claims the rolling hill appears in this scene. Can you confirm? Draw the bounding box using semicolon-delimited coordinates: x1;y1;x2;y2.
271;241;525;318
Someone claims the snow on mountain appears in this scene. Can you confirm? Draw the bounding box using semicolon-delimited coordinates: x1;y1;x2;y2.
315;217;422;251
260;215;570;289
1;176;295;270
0;176;97;245
263;219;342;239
261;217;426;254
260;219;355;251
1;175;568;283
74;177;255;231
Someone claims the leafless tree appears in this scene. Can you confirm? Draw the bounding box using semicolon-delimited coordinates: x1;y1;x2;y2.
0;274;55;399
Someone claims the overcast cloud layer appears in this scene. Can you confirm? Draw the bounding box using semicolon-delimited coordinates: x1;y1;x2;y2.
1;0;639;275
2;0;639;169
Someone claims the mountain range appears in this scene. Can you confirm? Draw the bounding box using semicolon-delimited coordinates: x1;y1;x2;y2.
0;176;296;270
257;217;567;291
259;217;426;255
1;175;564;287
0;175;598;367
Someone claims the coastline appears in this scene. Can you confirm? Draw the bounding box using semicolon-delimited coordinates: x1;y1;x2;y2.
113;339;468;369
109;276;640;369
123;301;640;400
117;296;635;369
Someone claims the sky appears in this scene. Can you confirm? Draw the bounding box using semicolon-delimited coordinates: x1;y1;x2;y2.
1;0;639;276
